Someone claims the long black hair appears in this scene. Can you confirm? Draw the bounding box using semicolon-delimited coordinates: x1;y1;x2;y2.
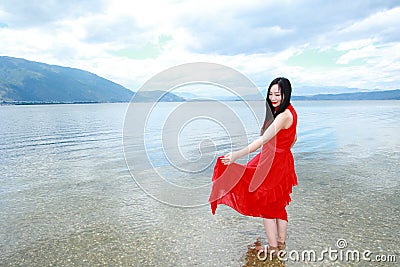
260;77;292;135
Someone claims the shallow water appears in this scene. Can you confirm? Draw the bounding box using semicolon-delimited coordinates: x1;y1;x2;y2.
0;101;399;266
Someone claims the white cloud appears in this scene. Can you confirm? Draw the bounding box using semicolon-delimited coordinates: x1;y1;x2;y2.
0;0;399;92
337;6;400;43
337;39;376;51
336;45;377;65
0;0;105;28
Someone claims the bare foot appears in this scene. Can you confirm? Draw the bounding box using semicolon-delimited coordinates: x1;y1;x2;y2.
254;241;278;257
254;239;264;251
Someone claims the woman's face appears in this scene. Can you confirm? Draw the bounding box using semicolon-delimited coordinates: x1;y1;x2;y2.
269;84;282;108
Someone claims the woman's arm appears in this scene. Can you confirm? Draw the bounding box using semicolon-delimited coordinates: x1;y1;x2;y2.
221;109;293;165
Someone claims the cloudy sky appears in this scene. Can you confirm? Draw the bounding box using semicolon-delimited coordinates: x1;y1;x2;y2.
0;0;399;94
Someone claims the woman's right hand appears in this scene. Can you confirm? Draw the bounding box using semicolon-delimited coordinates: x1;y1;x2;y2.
221;151;238;165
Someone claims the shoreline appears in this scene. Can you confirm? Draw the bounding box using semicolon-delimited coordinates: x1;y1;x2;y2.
1;99;400;106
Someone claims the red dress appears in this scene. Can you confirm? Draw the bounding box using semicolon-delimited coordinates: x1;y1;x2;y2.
209;104;298;221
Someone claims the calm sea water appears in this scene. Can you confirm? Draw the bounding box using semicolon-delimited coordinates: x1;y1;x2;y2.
0;101;399;266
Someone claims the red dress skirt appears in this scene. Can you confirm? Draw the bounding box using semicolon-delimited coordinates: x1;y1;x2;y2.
209;104;298;221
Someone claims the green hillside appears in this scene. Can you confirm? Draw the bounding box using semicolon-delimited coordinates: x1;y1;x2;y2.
0;56;137;103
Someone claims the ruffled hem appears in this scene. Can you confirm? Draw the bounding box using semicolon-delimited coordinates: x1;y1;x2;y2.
209;155;297;220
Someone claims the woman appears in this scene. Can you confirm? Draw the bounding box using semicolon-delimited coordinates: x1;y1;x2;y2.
209;77;298;258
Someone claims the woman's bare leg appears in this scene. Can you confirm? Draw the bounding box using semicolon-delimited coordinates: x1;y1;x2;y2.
276;219;287;243
263;218;278;247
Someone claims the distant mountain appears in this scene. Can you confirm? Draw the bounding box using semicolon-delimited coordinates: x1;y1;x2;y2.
293;85;369;96
132;90;185;102
173;89;400;101
173;91;264;101
292;89;400;100
0;56;184;104
1;56;398;104
173;91;199;100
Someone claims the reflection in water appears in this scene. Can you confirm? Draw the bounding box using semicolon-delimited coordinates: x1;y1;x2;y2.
0;101;399;266
242;239;286;267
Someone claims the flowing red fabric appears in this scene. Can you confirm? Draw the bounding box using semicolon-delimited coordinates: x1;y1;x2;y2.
209;104;298;221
